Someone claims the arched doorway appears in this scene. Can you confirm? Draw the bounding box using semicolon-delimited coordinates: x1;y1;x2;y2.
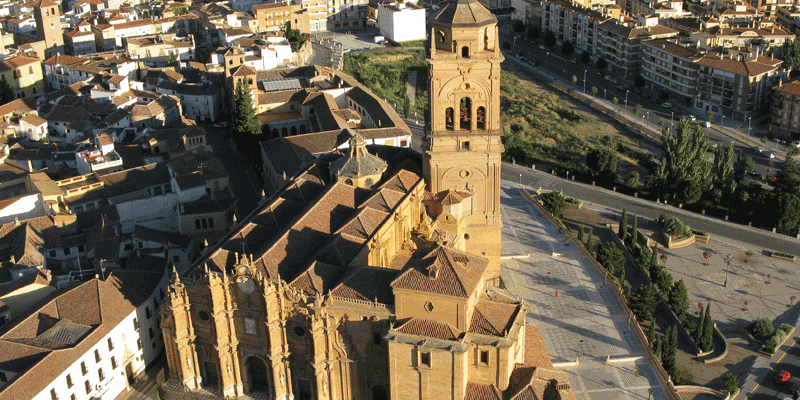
246;357;270;392
372;384;388;400
291;126;297;135
459;97;471;130
281;127;288;136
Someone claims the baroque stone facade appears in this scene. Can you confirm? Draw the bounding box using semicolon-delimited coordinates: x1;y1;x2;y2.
160;1;576;399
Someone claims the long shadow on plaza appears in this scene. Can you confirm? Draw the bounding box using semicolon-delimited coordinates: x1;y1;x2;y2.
528;310;631;355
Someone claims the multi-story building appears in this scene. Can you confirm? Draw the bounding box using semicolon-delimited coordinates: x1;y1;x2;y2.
693;24;793;56
641;39;701;107
0;267;169;400
377;2;425;43
125;34;195;61
695;49;785;121
0;56;44;99
327;0;370;31
597;20;678;79
769;78;800;139
301;0;328;32
541;0;607;57
65;21;98;55
254;2;309;33
775;5;800;35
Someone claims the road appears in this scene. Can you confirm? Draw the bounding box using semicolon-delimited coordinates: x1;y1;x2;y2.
747;338;800;400
505;34;788;182
505;163;800;256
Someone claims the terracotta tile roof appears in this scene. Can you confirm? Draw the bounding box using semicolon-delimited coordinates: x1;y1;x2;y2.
775;78;800;96
394;317;461;341
464;382;502;400
330;266;399;304
391;245;488;298
113;18;153;30
643;39;701;60
695;51;782;76
468;299;519;337
288;260;346;296
436;189;472;206
0;56;39;72
523;325;553;369
0;98;36;117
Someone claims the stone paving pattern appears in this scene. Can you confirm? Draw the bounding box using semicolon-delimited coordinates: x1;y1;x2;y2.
500;184;669;400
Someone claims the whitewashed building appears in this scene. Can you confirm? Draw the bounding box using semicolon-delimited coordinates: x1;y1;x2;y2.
377;2;425;43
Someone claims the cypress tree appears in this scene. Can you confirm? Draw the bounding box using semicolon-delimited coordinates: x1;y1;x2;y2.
619;208;628;242
647;317;657;345
701;304;714;352
577;227;584;242
232;79;260;138
696;303;706;344
669;279;690;324
586;230;594;255
654;337;662;359
662;325;677;377
630;215;638;247
650;244;659;270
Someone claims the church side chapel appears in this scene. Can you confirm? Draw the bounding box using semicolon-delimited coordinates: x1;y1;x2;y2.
159;0;577;399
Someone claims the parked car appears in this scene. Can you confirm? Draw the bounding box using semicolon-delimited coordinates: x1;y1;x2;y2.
793;140;800;148
703;120;712;127
749;171;764;180
767;175;779;185
776;370;792;385
539;45;547;50
687;115;697;121
603;75;618;84
662;102;673;109
764;151;776;159
213;122;228;128
570;59;577;64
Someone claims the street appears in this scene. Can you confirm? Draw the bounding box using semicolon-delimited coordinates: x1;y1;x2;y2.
747;338;800;400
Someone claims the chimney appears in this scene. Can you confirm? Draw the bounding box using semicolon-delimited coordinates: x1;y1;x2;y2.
14;217;19;226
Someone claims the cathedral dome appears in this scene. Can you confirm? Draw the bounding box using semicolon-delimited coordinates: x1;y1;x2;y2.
330;132;388;189
432;0;497;27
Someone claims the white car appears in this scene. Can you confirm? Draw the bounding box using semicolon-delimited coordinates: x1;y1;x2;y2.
792;140;800;148
539;45;547;50
766;151;776;159
703;120;712;128
662;102;673;109
687;115;696;121
603;75;618;84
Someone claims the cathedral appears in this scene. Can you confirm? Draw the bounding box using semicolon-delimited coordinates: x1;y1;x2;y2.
160;0;577;399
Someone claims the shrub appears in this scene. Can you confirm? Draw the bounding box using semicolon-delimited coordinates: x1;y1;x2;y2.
764;336;779;354
780;323;793;334
663;216;691;238
672;365;694;385
750;318;775;340
692;230;709;237
774;251;795;259
565;197;582;205
542;191;567;219
724;373;740;395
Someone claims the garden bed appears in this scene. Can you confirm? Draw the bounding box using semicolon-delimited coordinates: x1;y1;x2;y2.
771;252;796;262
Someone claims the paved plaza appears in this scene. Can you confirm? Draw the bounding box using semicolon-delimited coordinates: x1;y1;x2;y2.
500;183;670;400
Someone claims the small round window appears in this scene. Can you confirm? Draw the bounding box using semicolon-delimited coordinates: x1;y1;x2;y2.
199;311;210;321
294;326;306;337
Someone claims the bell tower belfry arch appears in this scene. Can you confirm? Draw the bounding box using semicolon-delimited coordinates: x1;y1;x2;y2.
424;0;504;280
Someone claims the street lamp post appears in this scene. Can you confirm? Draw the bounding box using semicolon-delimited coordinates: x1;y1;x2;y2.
583;70;587;94
721;114;725;128
603;88;607;100
624;90;629;115
519;173;522;188
723;254;732;288
747;116;752;137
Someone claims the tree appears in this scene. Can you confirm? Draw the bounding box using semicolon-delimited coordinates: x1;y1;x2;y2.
629;283;658;321
707;111;714;121
586;148;619;184
562;41;574;55
724;373;740;395
750;318;774;340
167;52;178;63
655;268;673;294
591;86;598;96
662;325;678;378
669;279;690;324
700;304;714;352
173;5;189;15
734;153;754;182
696;303;706;343
635;76;646;87
581;52;592;63
513;20;525;32
586;230;594;255
618;208;628;242
647;317;657;345
650;244;659;269
654;338;662;359
634;245;652;271
232;79;260;139
612;97;619;107
597;242;625;276
625;171;640;189
571;75;578;85
403;94;411;118
542;190;567;219
0;78;13;105
528;28;540;40
544;31;556;47
781;37;800;72
285;25;307;52
654;118;712;204
634;104;643;116
775;193;800;236
630;215;638;247
711;143;736;203
597;58;607;70
776;156;800;195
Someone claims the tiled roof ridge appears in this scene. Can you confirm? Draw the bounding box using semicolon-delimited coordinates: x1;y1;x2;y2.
395;317;461;341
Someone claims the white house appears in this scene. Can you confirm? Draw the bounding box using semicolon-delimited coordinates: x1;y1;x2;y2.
154;81;223;123
75;134;124;175
377;2;425;43
0;266;170;400
18;115;47;141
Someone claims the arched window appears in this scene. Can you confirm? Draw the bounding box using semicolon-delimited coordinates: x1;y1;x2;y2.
445;107;454;130
462;46;469;58
290;126;297;135
484;30;489;50
208;218;214;229
299;125;306;134
195;219;201;229
477;106;486;130
281;127;288;136
272;128;279;136
460;97;472;130
201;219;207;229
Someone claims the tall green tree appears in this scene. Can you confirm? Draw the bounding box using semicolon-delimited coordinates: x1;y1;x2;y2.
711;143;736;203
776;156;800;195
618;208;628;242
650;244;659;270
781;37;800;72
701;304;714;352
654;338;662;359
734;153;754;182
586;230;594;255
696;303;706;345
774;193;800;236
653;118;712;204
0;78;13;105
233;79;260;138
655;268;673;294
662;325;678;378
597;242;625;276
724;373;740;395
669;279;690;324
647;317;657;346
542;191;567;219
586;148;619;184
630;215;638;247
629;283;657;321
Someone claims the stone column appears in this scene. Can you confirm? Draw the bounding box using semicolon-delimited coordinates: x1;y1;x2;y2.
264;280;292;400
208;269;244;397
165;281;202;390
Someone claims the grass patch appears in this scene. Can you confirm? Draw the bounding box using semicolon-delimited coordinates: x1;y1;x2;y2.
692;229;709;237
342;50;428;117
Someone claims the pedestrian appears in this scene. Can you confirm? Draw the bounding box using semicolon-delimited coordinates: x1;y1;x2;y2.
555;290;558;296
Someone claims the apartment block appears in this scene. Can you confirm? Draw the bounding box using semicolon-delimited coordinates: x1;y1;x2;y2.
541;0;607;56
641;39;701;105
769;78;800;139
598;20;678;79
0;56;44;99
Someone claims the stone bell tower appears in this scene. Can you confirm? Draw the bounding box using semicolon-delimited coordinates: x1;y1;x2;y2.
424;0;504;280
